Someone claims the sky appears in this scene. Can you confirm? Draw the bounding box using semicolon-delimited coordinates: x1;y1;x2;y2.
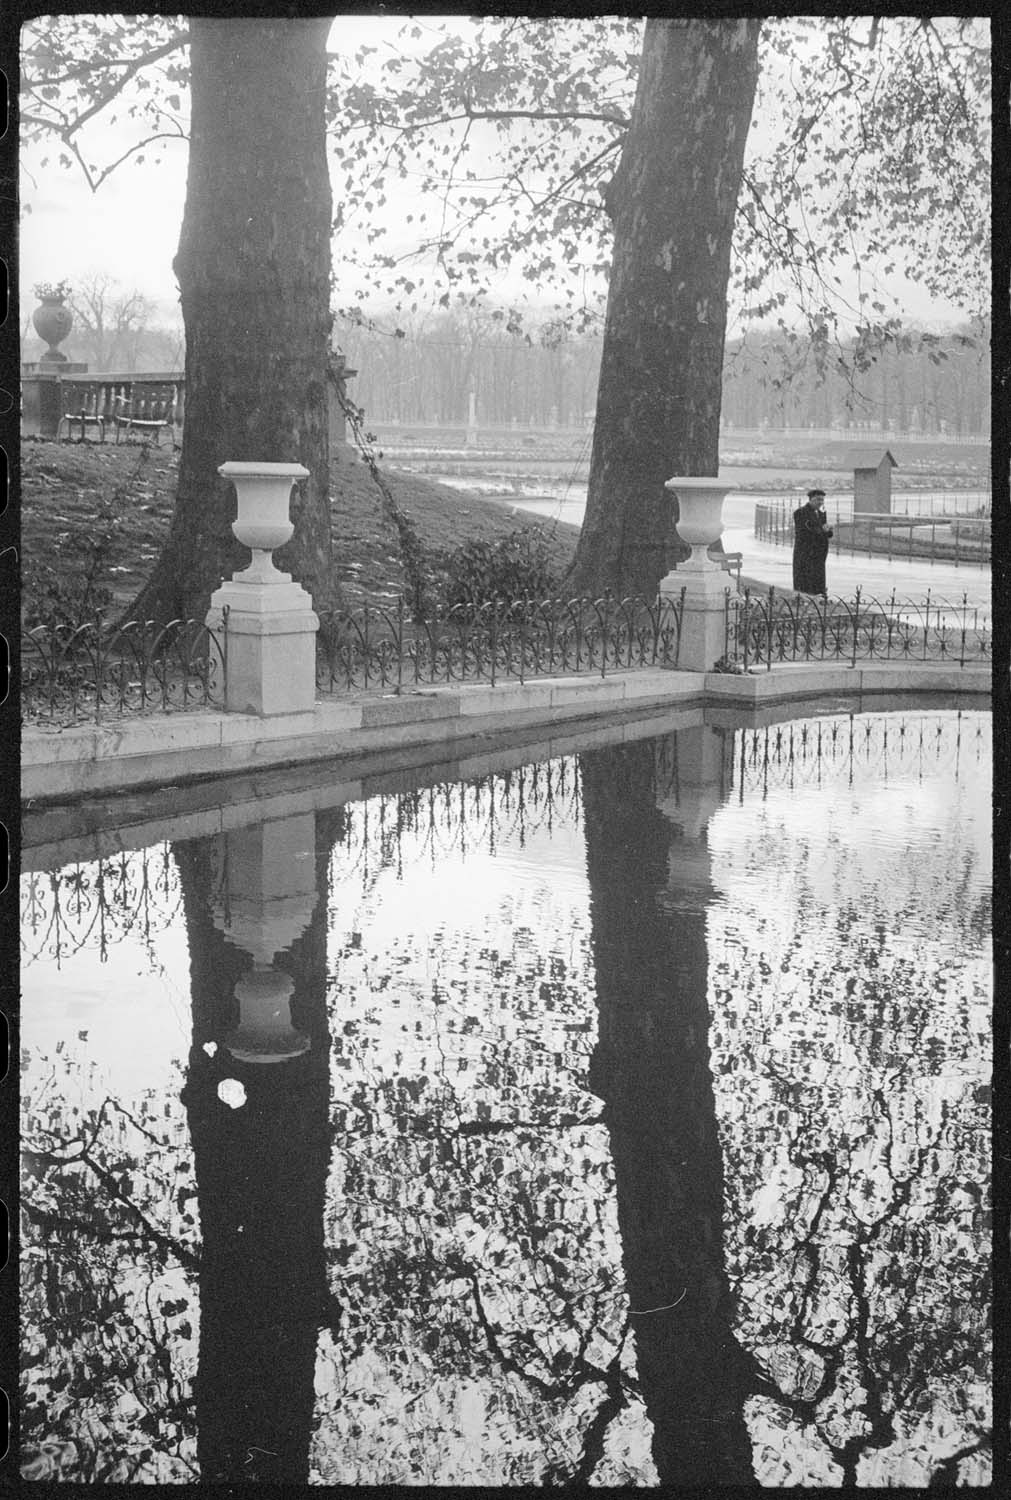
19;14;985;336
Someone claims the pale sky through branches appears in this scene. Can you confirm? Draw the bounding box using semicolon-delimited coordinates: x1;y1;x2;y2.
19;13;987;335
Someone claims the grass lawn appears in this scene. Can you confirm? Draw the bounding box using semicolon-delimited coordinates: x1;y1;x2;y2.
20;437;581;620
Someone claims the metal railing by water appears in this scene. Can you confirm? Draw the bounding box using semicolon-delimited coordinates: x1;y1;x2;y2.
22;613;227;726
754;496;991;566
316;592;685;694
725;588;991;672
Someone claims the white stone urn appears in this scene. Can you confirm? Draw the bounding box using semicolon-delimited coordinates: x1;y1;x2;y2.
222;460;309;583
660;476;736;671
664;475;733;572
206;461;319;715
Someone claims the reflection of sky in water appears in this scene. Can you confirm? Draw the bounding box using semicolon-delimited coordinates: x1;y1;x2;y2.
19;710;991;1486
705;714;990;1486
20;927;192;1097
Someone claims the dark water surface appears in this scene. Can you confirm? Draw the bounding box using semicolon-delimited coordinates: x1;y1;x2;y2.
20;709;991;1486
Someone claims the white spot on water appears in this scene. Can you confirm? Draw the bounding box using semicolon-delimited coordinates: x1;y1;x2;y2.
218;1078;246;1109
203;1041;217;1057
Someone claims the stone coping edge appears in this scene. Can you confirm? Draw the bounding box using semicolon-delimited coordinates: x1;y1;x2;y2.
21;662;990;805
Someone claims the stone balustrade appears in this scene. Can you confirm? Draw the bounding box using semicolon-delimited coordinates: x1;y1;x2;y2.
21;369;185;440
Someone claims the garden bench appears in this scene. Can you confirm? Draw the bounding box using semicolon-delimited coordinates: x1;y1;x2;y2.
707;548;742;582
112;394;175;447
57;410;106;444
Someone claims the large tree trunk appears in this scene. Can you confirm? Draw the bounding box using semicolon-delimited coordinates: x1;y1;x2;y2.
131;18;337;624
567;19;760;598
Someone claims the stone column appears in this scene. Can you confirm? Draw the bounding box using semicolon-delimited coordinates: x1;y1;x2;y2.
660;476;734;673
205;461;319;716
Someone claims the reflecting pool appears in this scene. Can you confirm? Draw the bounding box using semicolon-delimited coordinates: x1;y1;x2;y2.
20;708;991;1486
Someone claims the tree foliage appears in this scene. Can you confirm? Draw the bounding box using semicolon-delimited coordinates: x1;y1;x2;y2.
323;15;990;344
22;13;990;340
20;13;189;191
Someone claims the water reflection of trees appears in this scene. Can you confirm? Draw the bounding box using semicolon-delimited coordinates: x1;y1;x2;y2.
707;716;991;1485
21;1059;200;1481
20;711;990;1485
312;863;650;1486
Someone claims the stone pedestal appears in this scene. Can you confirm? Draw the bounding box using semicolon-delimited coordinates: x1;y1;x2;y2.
205;461;318;716
660;476;734;673
30;376;63;438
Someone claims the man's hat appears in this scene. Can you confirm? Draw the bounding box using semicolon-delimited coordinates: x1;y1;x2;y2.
807;487;826;499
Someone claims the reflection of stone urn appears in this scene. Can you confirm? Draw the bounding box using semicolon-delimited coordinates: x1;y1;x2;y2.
225;965;310;1065
208;814;319;1063
32;294;73;365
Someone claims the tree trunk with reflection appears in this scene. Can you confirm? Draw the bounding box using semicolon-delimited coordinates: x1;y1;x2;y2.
580;738;760;1486
172;808;346;1484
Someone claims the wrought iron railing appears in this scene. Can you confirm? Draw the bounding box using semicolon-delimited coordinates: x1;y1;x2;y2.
315;592;685;694
22;613;227;726
724;588;991;672
754;496;991;565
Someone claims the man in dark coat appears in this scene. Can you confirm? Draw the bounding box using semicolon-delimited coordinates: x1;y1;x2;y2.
792;488;833;594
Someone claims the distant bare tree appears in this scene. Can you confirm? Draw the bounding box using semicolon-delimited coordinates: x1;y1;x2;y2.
67;271;158;370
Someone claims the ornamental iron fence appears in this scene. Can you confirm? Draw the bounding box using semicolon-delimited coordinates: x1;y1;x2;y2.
725;588;991;672
315;592;685;694
22;612;227;726
755;496;990;566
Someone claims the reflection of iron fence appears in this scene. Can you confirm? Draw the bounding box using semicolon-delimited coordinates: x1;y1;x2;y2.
316;593;684;694
22;613;227;726
330;754;586;890
730;709;988;800
725;589;991;671
20;845;185;968
22;707;986;969
22;757;590;967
